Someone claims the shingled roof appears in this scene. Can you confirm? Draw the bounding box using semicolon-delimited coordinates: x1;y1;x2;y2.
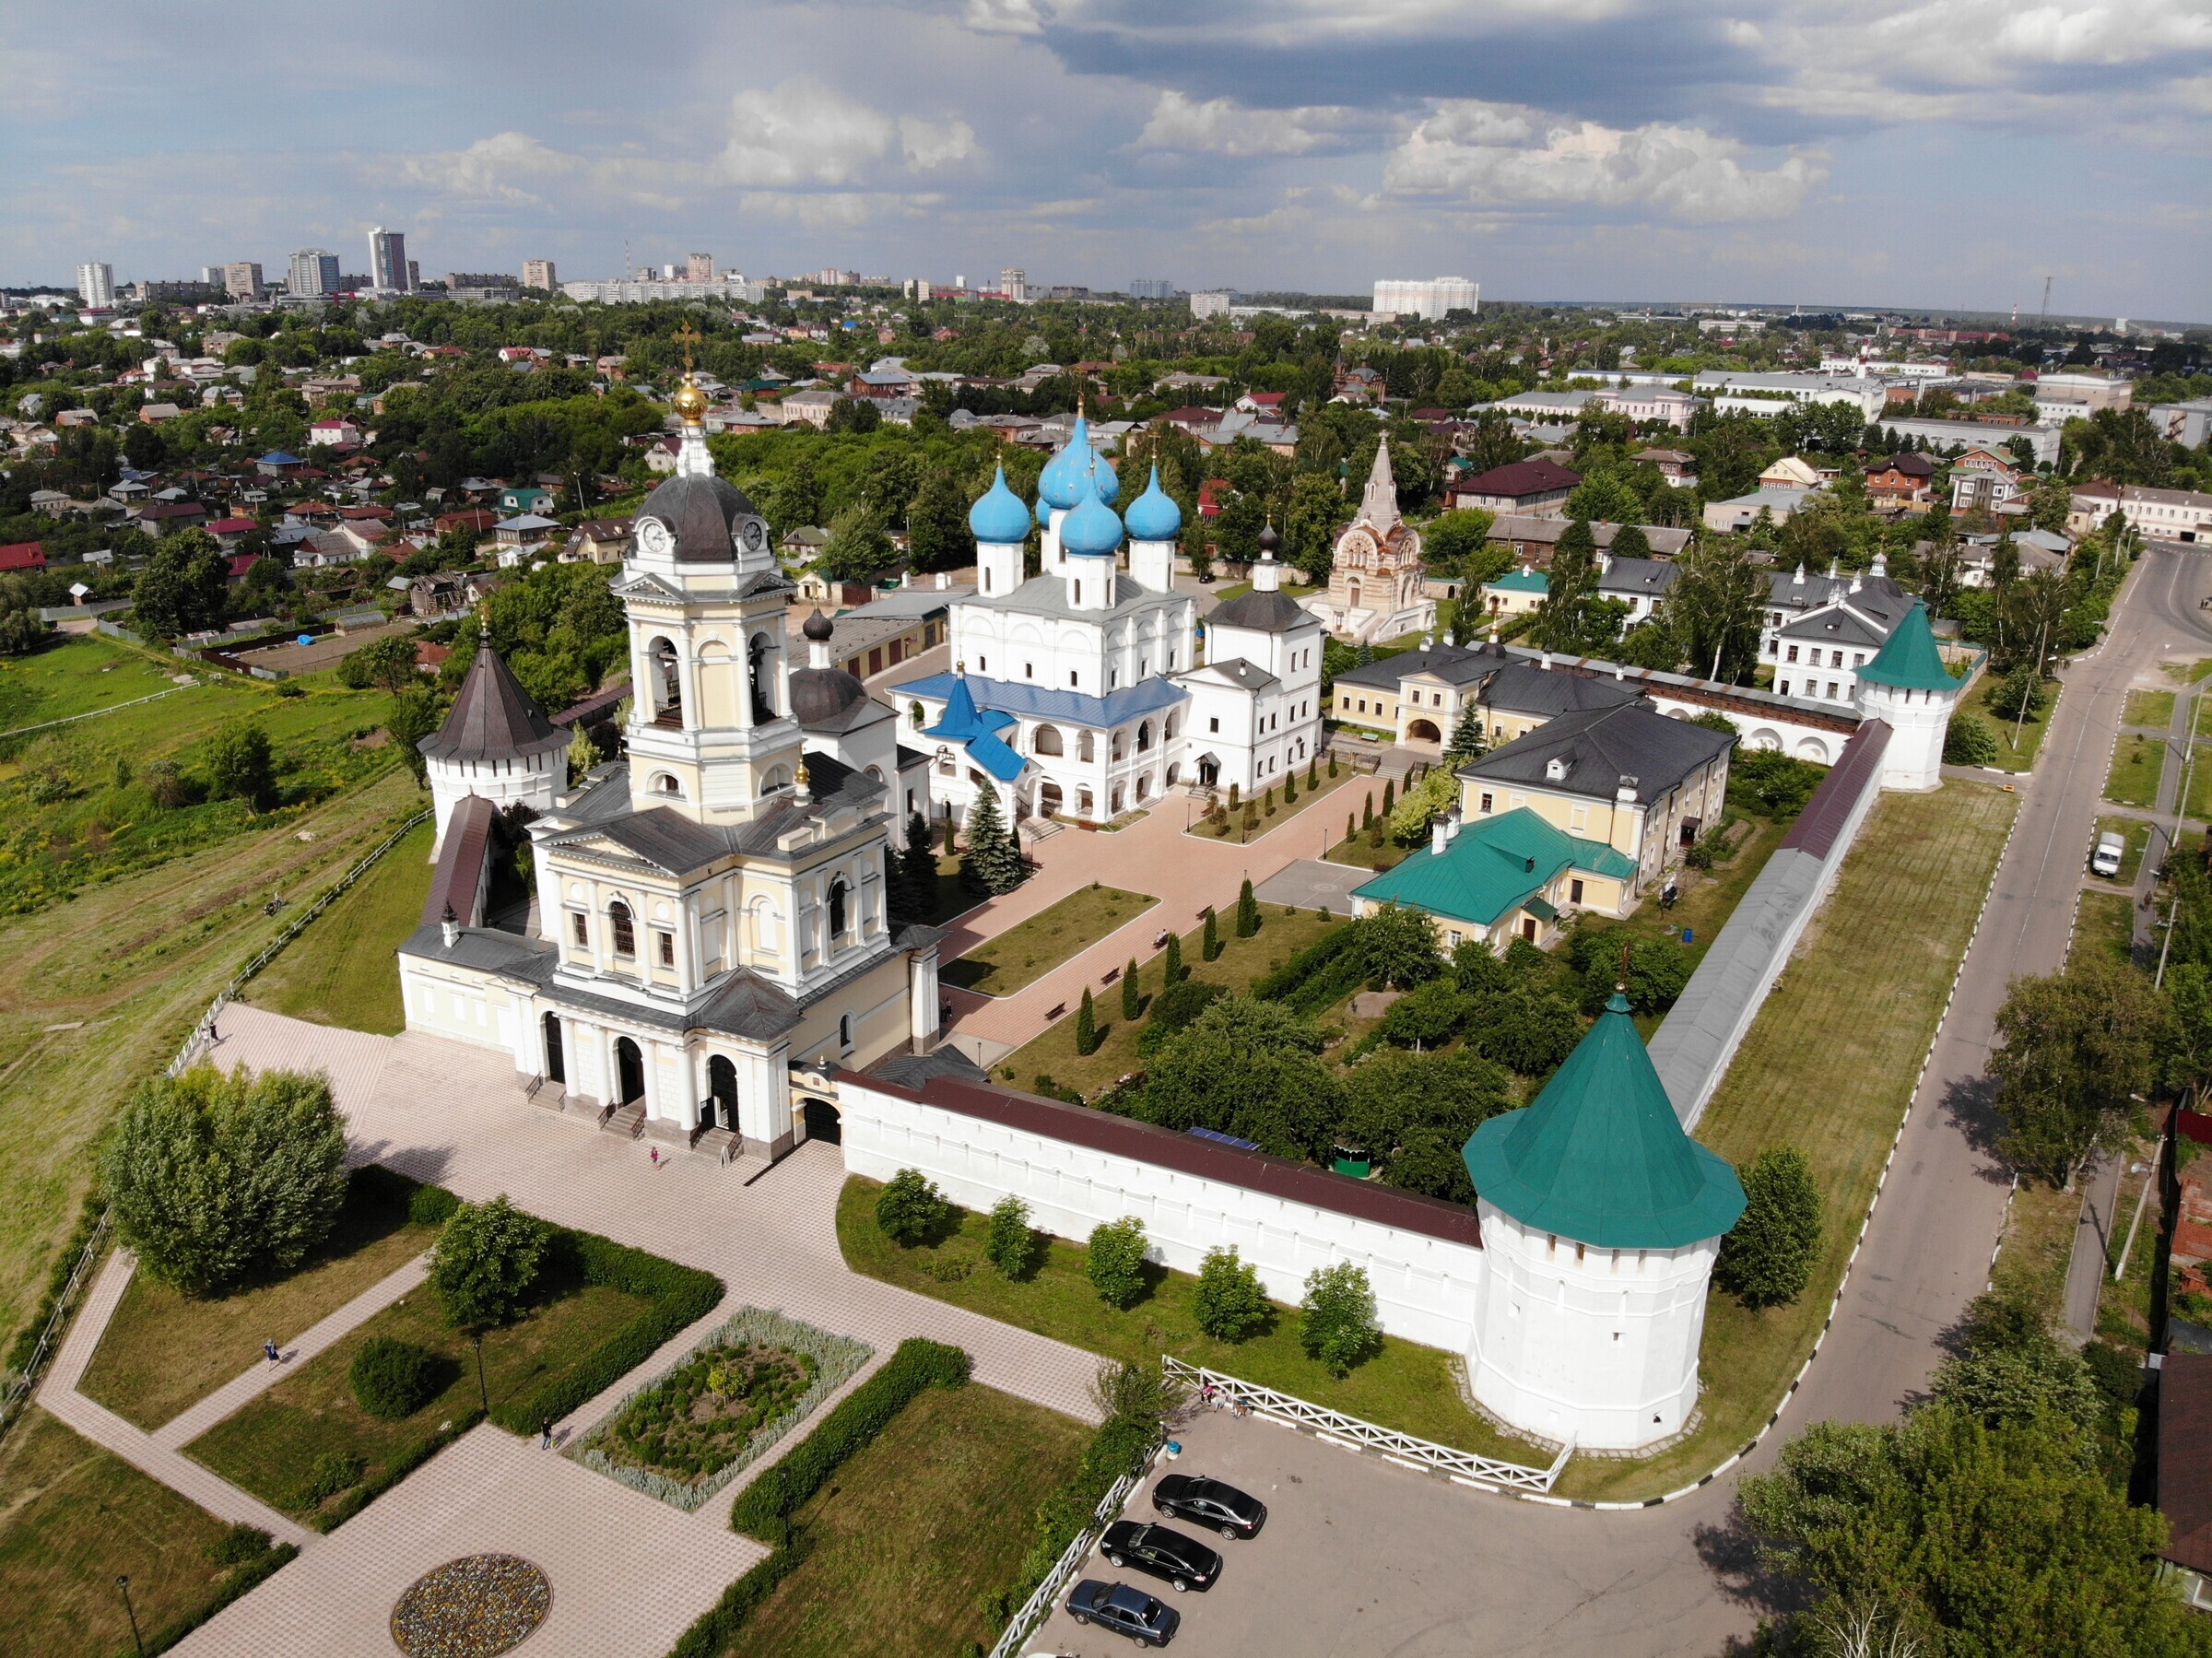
418;641;570;764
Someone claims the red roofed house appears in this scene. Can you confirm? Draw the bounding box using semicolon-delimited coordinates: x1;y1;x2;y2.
206;515;261;549
0;541;46;572
1865;453;1937;508
308;417;360;447
1448;458;1583;518
225;552;265;581
434;508;500;538
1234;391;1288;415
1197;479;1230;519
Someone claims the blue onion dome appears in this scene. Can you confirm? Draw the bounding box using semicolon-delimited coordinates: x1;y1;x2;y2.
1124;464;1182;541
1037;415;1096;511
968;465;1032;544
1060;487;1124;558
1092;449;1119;506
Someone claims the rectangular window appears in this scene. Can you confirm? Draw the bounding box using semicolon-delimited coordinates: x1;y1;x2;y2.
1479;792;1494;813
1571;877;1585;903
978;655;987;672
1827;680;1840;700
1779;680;1791;697
1785;645;1800;663
570;912;588;947
655;931;675;968
1208;717;1219;733
1069;671;1077;687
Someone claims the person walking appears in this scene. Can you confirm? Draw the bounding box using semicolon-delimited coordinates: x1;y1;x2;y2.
263;1338;280;1364
649;1145;660;1168
540;1418;553;1450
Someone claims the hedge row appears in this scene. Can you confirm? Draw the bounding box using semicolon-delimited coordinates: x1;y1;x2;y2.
1249;923;1356;1003
664;1544;800;1658
136;1541;300;1654
727;1338;971;1545
487;1230;724;1435
983;1411;1158;1629
319;1409;484;1532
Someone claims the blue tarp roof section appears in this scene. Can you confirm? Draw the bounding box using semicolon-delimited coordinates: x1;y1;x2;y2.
899;670;1187;729
1187;1126;1261;1150
920;673;1028;782
965;731;1027;782
258;451;301;464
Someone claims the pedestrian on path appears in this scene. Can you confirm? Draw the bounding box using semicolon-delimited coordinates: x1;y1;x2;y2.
649;1145;660;1167
540;1418;553;1450
263;1338;280;1364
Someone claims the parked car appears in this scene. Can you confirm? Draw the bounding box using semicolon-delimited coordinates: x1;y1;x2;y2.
1100;1519;1222;1592
2093;831;2125;877
1066;1579;1181;1646
1151;1473;1266;1539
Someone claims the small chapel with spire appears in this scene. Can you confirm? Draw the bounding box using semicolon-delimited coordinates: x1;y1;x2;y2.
1303;438;1437;645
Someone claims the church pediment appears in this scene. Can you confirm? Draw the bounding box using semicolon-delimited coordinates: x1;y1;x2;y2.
612;570;685;602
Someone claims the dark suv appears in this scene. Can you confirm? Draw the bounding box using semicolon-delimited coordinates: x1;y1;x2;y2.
1100;1519;1222;1592
1066;1579;1180;1646
1152;1473;1266;1539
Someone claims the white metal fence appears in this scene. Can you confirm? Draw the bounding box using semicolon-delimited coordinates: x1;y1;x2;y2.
1162;1358;1572;1493
986;1464;1147;1658
0;806;431;1442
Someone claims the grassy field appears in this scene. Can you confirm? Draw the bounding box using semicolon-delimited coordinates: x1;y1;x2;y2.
942;883;1157;995
0;765;426;1351
2073;889;2138;968
0;635;188;730
839;1177;1555;1465
2183;744;2212;821
2124;688;2178;729
2105;731;2165;807
1963;671;2059;772
1184;763;1355;848
996;902;1342;1099
2096;1132;2167;1355
188;1268;651;1523
0;1405;237;1658
1991;1175;2081;1319
739;1383;1089;1658
243;818;433;1034
80;1172;440;1430
1556;782;2019;1501
2091;815;2156;886
2164;659;2212;685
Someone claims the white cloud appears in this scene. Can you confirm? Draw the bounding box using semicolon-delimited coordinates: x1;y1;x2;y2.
715;79;981;186
1135;90;1352;156
1196;200;1312;236
898;114;980;170
398;131;582;204
1386;100;1824;222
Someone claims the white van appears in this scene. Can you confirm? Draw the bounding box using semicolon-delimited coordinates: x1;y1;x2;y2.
2092;832;2126;877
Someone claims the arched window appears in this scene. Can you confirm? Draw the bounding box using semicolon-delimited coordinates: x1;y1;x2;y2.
1111;732;1125;762
747;631;775;723
652;771;681;796
608;900;636;958
1033;724;1064;757
763;764;794;794
1136;720;1153;753
650;637;681;725
838;1013;853;1051
909;700;925;727
828;877;849;943
1077;732;1095;762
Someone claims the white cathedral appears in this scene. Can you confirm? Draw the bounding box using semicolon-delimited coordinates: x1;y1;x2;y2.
892;415;1326;828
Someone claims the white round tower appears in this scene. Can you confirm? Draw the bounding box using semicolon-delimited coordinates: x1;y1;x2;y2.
1853;598;1959;792
1463;992;1746;1451
418;621;570;855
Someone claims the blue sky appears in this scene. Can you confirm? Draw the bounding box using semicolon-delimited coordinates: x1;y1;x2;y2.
5;0;2208;320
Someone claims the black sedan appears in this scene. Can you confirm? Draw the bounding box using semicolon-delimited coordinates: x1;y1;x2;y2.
1100;1519;1223;1592
1151;1473;1267;1539
1066;1579;1181;1646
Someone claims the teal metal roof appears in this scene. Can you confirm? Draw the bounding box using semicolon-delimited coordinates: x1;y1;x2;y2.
1488;566;1549;594
1350;807;1634;929
1464;993;1747;1249
1856;599;1958;694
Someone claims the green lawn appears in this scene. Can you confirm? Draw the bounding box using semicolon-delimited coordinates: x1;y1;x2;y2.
0;767;423;1355
79;1170;441;1431
2183;744;2212;822
2096;1132;2166;1354
1962;670;2059;772
941;883;1157;995
1992;1174;2082;1321
2104;732;2165;808
2124;688;2178;729
2163;658;2212;685
1558;782;2019;1501
0;636;186;731
2073;889;2138;968
0;1406;239;1658
2090;815;2156;886
738;1383;1089;1658
838;1177;1555;1466
996;902;1343;1099
187;1264;652;1523
243;819;433;1034
1185;763;1354;847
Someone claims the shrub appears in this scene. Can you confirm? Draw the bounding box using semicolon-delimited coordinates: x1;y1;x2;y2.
101;1064;350;1298
1194;1246;1271;1342
1088;1217;1149;1310
348;1336;444;1421
1945;711;2002;766
1715;1146;1823;1308
1300;1262;1382;1376
1375;980;1473;1048
984;1195;1040;1280
206;1523;275;1567
407;1183;460;1226
297;1450;366;1508
874;1168;953;1247
1138;977;1226;1054
430;1195;546;1331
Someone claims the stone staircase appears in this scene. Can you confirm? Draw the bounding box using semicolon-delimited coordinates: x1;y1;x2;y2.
690;1123;740;1164
600;1100;645;1139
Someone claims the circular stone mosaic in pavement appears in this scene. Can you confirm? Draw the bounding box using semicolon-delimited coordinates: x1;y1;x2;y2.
390;1554;551;1657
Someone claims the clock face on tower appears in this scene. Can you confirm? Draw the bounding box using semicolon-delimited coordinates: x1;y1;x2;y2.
736;516;770;556
637;517;673;559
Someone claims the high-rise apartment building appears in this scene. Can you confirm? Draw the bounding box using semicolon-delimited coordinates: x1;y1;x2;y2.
999;267;1028;303
523;259;557;291
1127;278;1173;300
76;263;114;308
223;262;265;300
687;253;714;283
368;227;409;291
406;259;419;290
288;249;340;297
1371;276;1480;321
1188;290;1233;320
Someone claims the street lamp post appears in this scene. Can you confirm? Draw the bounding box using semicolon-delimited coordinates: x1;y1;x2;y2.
118;1575;144;1658
473;1330;488;1415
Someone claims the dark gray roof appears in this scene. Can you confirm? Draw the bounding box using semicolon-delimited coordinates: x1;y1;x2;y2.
418;642;569;763
692;970;803;1039
1460;700;1735;802
789;665;881;732
637;471;771;564
541;751;885;876
1333;639;1507;693
396;923;558;982
1206;587;1312;633
869;1045;992;1088
1597;557;1680;599
965;570;1183;625
1197;657;1280;692
1478;662;1642;720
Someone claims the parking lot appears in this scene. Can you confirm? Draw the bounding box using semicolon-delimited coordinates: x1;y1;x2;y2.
1023;1409;1743;1657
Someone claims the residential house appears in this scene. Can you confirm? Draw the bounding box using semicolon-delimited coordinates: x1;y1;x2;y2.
1760;563;1916;707
28;489;72;515
780;526;832;566
1949;448;2024;513
1865;453;1936;507
2156;1351;2212;1613
1958;527;2068;588
255;451;304;478
206;515;260;549
136;402;184;426
308;417;361;447
1600;555;1680;626
492;514;560;561
433;507;500;541
0;541;47;573
1701;486;1816;534
1481;564;1548;618
1634;448;1698;488
135;500;208;539
793;570;877;609
563;518;633;564
1486;515;1691;565
1759;456;1825;489
1447;458;1583;517
1350;806;1641;953
498;484;554;514
777;388;844;429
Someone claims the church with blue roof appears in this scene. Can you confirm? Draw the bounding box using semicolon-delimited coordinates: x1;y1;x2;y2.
891;416;1324;826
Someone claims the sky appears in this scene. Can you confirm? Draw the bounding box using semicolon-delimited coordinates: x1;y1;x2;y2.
5;0;2209;321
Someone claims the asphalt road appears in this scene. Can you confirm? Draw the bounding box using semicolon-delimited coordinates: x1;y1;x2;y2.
1059;542;2212;1658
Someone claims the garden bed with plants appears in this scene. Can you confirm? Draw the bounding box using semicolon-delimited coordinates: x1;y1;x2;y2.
573;1308;869;1513
939;883;1156;995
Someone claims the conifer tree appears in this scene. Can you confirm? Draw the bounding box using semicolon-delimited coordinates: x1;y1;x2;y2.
1200;909;1218;962
1122;957;1142;1021
1443;705;1488;768
902;812;937;909
1284;770;1298;804
959;786;1026;896
1361;793;1374;829
1235;877;1260;938
1382;777;1395;814
1075;988;1100;1054
1166;929;1187;982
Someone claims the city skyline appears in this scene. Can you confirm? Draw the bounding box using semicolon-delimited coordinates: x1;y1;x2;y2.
4;0;2209;321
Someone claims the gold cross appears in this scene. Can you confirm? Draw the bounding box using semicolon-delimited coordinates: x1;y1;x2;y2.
673;321;703;370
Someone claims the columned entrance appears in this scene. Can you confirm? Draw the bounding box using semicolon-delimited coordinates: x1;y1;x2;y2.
704;1055;736;1130
542;1013;565;1085
613;1036;645;1105
799;1097;841;1145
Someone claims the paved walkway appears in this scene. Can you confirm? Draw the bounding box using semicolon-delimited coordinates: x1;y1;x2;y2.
39;1252;315;1549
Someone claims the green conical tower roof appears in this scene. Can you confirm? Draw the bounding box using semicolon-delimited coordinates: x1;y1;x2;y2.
1856;598;1958;695
1464;993;1746;1249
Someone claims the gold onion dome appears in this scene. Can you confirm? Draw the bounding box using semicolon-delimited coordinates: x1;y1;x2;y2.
672;372;709;424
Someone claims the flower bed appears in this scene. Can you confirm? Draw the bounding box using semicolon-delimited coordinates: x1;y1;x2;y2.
390;1554;549;1658
573;1308;868;1513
